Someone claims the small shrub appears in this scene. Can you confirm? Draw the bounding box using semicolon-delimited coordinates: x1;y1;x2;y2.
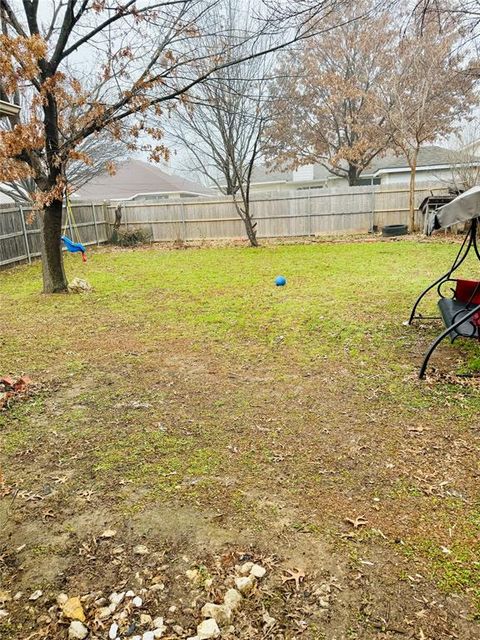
110;227;152;246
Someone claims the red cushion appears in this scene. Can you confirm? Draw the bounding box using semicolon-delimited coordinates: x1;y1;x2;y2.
472;312;480;327
455;279;480;305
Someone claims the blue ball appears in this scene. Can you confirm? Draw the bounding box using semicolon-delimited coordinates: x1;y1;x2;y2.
275;275;287;286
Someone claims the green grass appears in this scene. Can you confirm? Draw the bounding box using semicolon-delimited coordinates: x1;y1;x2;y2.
1;238;480;617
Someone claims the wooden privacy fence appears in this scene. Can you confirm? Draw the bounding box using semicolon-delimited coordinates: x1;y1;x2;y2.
0;202;109;268
0;183;444;268
107;183;444;241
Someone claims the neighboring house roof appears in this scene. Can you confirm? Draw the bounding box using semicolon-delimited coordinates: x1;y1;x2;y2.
367;145;474;176
252;146;478;186
73;158;214;201
250;166;290;184
460;138;480;155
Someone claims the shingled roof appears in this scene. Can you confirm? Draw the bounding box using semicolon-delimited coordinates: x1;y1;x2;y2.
368;145;469;175
74;158;214;201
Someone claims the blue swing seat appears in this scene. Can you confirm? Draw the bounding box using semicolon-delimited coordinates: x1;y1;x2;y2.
62;235;86;254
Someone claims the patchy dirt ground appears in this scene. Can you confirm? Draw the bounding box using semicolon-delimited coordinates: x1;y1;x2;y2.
1;239;479;639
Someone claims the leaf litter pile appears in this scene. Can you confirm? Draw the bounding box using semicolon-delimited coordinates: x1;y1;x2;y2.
0;532;345;640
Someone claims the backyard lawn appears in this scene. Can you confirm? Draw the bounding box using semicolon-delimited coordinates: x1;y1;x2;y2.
1;238;479;640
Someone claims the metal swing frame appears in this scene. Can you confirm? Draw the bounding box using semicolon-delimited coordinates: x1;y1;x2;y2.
408;218;480;378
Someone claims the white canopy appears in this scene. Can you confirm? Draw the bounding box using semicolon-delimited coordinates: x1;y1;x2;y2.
425;186;480;235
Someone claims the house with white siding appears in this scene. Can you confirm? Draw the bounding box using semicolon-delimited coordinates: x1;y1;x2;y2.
250;145;480;193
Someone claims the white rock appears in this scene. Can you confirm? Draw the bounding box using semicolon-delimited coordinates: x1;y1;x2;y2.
239;562;254;576
168;606;177;613
109;622;119;639
197;618;220;639
250;564;266;579
153;616;164;628
14;592;23;601
223;589;242;611
56;593;68;606
201;603;232;625
134;545;149;555
29;590;43;601
68;620;89;639
126;590;135;597
101;529;117;538
140;613;152;625
68;277;92;293
131;637;142;640
143;632;155;640
109;592;125;607
132;596;143;608
234;576;255;595
153;630;165;639
149;583;165;592
0;610;8;619
185;569;199;582
97;605;114;620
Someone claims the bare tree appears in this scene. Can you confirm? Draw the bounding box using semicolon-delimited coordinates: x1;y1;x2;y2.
167;0;273;247
0;0;352;293
381;16;476;229
415;1;480;30
445;122;480;191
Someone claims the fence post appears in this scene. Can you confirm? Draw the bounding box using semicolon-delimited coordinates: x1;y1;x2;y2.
181;201;187;241
370;182;376;233
103;201;109;240
19;205;31;264
308;189;312;236
91;203;99;245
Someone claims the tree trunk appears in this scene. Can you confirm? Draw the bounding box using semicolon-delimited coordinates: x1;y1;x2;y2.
348;163;361;186
408;157;418;232
243;215;259;247
233;198;259;247
41;199;68;293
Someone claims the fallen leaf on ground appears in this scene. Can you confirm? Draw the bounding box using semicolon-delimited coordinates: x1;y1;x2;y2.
101;529;117;539
345;516;368;529
281;568;306;590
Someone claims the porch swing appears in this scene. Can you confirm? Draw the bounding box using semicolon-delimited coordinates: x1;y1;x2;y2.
408;186;480;378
